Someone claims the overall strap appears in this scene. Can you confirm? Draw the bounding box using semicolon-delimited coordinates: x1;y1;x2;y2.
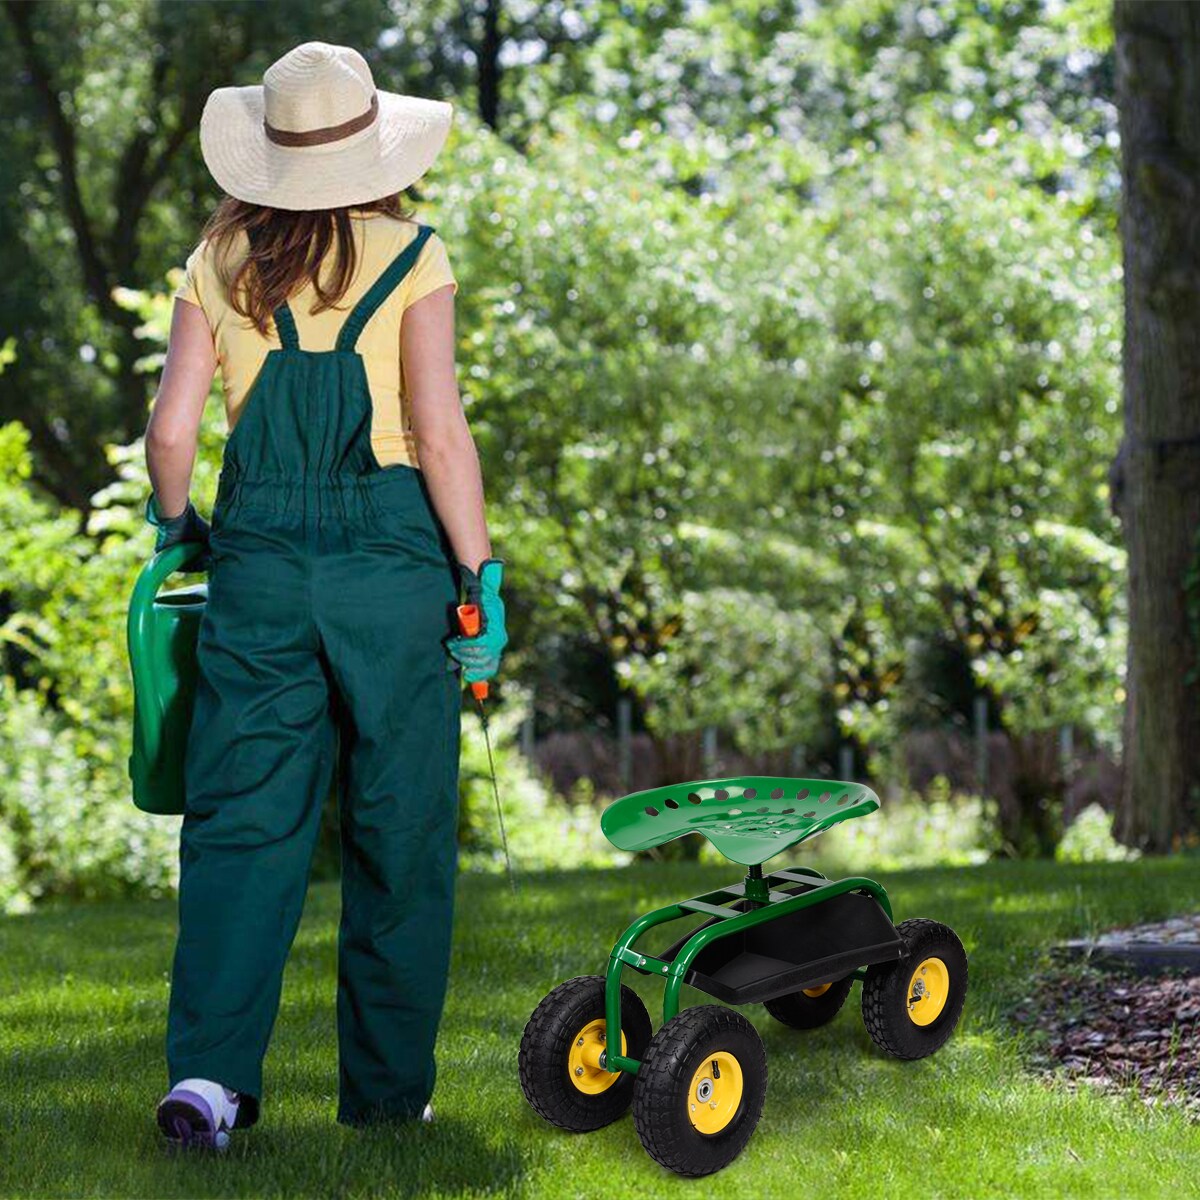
273;302;301;350
336;224;435;353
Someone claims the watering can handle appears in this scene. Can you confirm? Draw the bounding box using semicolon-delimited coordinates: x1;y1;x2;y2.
126;542;208;768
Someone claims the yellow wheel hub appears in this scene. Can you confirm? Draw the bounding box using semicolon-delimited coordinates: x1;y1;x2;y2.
906;956;950;1026
686;1051;744;1135
567;1019;626;1095
802;982;832;997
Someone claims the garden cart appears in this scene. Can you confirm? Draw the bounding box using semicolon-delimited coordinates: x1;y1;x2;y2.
518;776;969;1177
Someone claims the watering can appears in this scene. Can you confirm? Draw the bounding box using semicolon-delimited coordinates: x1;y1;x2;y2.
126;542;208;815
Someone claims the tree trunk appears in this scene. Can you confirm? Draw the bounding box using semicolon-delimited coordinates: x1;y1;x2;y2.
1113;1;1200;851
477;0;502;129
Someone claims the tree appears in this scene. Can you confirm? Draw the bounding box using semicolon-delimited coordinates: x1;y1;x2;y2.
1112;1;1200;852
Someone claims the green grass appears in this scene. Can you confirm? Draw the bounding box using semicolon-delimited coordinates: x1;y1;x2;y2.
1;857;1198;1199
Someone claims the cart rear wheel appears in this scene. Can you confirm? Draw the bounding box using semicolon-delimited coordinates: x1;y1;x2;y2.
632;1005;767;1177
518;975;652;1132
861;918;968;1059
763;973;854;1029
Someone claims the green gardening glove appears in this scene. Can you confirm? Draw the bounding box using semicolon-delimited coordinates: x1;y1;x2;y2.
447;558;507;683
145;493;212;570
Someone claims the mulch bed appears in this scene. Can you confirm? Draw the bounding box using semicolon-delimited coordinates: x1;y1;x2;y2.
1013;929;1200;1118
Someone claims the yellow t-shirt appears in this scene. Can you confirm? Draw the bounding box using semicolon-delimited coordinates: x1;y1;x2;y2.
174;214;457;469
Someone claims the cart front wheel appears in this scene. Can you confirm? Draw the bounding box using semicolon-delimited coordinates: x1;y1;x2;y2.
861;918;968;1059
632;1005;767;1177
764;973;854;1029
518;975;652;1132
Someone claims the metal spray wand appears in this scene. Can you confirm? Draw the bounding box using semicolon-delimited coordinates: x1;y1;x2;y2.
456;603;516;894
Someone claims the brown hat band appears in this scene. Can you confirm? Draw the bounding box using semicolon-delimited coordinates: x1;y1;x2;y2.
263;92;379;147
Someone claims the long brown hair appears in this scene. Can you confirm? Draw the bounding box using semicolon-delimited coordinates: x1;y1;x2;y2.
199;192;415;335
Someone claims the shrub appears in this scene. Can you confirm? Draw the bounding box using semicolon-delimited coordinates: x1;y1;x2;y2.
0;677;179;910
1056;802;1140;864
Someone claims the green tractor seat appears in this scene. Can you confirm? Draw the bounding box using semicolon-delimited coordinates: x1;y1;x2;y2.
600;776;880;866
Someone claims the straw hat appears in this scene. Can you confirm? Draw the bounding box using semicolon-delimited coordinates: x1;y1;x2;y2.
199;41;452;211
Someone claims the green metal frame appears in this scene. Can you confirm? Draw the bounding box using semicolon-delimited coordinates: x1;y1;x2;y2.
600;863;893;1075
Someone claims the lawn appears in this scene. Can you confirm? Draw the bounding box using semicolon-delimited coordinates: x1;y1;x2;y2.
2;856;1198;1199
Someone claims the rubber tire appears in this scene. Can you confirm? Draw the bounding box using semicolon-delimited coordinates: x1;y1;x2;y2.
763;974;854;1030
518;975;653;1132
861;918;968;1060
631;1005;768;1178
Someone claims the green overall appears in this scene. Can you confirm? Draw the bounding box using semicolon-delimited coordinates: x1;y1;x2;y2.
166;225;462;1128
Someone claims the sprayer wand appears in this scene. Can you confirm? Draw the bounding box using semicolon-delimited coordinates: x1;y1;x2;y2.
456;603;516;894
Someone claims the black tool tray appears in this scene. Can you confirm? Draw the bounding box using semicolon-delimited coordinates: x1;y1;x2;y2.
655;887;904;1006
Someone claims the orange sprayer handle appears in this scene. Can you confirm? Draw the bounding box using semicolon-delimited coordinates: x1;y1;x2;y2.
455;603;489;701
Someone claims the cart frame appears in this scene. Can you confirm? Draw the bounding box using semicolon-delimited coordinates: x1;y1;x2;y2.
602;863;894;1075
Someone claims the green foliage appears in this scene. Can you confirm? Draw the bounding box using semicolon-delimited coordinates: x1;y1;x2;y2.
766;119;1123;817
976;584;1126;750
519;0;1118;226
1056;802;1140;864
432;112;1122;798
457;695;616;873
806;777;997;872
0;412;182;909
625;588;834;753
0;676;179;911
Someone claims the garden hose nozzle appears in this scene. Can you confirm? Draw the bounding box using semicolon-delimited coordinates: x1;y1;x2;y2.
456;603;515;893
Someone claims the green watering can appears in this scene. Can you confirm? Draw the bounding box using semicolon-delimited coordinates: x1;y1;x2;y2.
126;542;208;815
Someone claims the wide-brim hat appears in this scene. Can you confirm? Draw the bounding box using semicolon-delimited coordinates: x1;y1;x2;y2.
199;41;453;211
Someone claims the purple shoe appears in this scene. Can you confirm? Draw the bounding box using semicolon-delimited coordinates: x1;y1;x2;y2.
157;1077;241;1150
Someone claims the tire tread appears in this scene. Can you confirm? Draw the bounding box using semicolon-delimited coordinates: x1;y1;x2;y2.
632;1005;767;1177
518;974;652;1132
764;973;854;1029
861;918;967;1060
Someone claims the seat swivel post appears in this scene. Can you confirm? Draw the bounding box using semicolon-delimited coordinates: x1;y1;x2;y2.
744;863;770;906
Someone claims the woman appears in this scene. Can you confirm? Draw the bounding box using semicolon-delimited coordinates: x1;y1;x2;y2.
143;41;507;1147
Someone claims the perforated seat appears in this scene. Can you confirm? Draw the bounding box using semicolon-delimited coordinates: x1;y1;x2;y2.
600;776;880;866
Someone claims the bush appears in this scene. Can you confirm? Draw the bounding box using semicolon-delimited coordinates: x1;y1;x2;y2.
458;695;617;874
797;777;997;872
1056;802;1140;864
0;677;179;910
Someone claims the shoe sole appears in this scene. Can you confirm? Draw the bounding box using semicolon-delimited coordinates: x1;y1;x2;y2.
157;1090;230;1151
